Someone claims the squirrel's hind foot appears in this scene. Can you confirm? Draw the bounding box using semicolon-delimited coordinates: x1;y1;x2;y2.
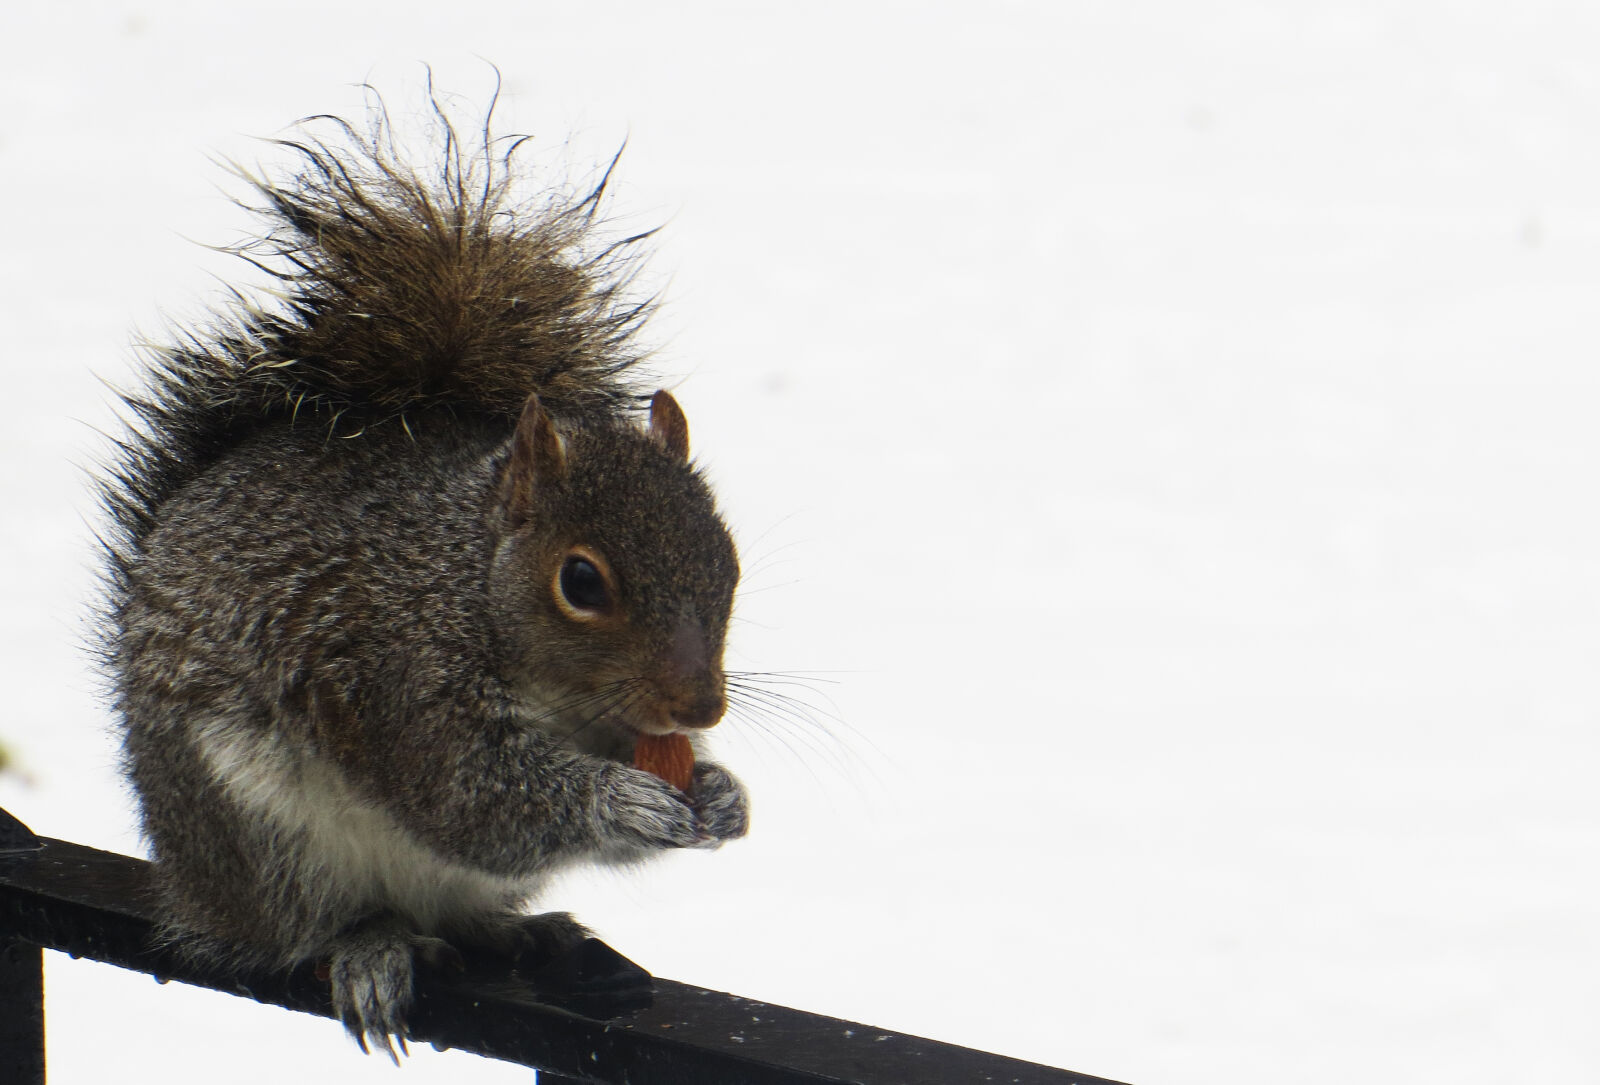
471;910;649;994
516;933;654;1002
327;915;460;1062
501;909;591;966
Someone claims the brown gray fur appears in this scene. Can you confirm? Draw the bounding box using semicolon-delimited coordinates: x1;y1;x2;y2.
98;97;748;1056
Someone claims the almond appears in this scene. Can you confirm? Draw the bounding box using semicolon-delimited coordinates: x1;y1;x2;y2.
633;732;694;794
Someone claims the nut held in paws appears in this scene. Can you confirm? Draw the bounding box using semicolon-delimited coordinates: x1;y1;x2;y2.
633;732;694;794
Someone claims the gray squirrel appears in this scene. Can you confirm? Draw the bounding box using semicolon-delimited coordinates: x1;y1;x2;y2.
97;99;750;1056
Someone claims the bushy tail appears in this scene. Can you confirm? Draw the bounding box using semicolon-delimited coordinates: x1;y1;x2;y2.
99;90;655;606
226;102;654;421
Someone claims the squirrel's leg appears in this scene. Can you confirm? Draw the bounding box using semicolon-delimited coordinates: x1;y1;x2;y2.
356;715;711;872
326;913;460;1062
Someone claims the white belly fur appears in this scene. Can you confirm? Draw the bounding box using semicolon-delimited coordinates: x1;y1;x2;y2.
193;718;537;938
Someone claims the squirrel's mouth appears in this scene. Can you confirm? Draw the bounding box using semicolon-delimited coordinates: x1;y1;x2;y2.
626;719;686;738
577;705;682;755
609;692;704;739
551;689;710;753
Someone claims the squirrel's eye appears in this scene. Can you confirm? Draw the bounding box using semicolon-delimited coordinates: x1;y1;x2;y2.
558;555;611;613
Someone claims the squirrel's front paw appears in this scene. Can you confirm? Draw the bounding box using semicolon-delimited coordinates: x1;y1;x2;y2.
690;762;750;845
596;763;705;851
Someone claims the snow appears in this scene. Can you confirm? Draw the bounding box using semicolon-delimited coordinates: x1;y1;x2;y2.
2;2;1598;1082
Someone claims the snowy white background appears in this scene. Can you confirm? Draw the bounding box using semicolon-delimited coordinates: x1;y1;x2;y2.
2;2;1598;1083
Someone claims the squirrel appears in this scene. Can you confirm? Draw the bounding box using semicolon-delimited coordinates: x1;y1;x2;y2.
96;97;750;1057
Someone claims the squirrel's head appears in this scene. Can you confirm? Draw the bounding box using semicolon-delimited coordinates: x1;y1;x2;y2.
486;391;739;749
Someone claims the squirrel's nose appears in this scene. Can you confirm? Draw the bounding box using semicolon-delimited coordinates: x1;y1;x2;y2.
669;685;726;730
658;620;726;729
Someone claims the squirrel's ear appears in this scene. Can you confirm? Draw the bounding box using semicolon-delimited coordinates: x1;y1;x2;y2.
648;390;690;462
501;394;566;529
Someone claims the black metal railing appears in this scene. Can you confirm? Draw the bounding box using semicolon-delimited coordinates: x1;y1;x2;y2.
0;806;1126;1085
